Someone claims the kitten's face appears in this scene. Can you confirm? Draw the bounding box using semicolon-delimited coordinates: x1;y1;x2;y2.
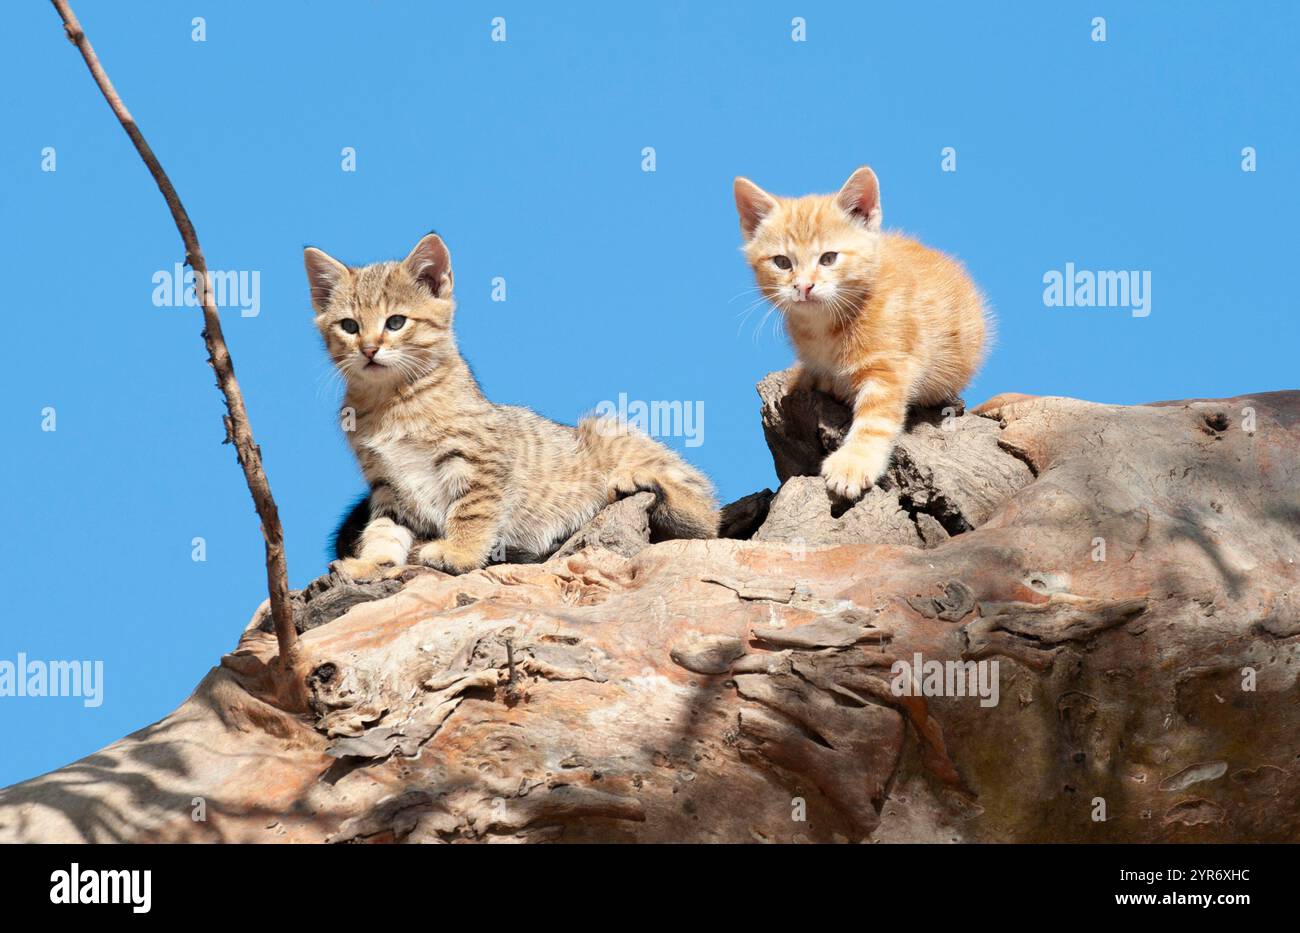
305;234;456;389
735;167;883;319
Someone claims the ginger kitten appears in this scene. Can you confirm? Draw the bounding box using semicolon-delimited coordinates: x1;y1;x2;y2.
305;233;718;579
734;166;988;499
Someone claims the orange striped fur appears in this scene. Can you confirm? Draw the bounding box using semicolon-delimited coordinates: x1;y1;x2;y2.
735;166;989;499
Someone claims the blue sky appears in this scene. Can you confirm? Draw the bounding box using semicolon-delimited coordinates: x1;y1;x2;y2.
1;1;1296;787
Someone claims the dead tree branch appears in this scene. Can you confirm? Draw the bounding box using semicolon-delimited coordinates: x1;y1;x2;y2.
49;1;299;675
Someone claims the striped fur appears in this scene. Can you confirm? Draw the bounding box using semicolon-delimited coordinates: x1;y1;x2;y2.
305;233;717;579
734;166;989;499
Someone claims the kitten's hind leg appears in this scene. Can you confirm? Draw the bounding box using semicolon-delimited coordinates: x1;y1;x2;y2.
607;466;661;501
578;416;719;540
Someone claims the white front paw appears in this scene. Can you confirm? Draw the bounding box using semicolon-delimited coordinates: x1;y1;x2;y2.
821;441;892;500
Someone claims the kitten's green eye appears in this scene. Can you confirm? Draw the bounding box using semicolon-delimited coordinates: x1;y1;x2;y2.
772;255;793;270
819;252;838;266
384;315;407;331
339;319;359;334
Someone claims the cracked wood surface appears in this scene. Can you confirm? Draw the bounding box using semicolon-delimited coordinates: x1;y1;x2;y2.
1;385;1298;842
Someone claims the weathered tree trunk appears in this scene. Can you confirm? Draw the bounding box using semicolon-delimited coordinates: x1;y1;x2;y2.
1;377;1297;842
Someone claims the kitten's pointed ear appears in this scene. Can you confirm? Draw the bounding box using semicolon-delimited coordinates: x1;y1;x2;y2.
303;247;350;314
404;233;454;298
836;166;882;230
734;177;778;239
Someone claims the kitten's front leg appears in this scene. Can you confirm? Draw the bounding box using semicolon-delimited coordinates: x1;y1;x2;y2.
415;483;500;574
821;367;908;500
791;362;836;395
332;484;414;582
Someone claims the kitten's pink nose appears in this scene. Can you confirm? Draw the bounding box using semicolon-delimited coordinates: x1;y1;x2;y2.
797;282;815;299
360;345;379;360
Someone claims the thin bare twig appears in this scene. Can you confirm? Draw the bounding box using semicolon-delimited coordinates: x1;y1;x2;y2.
50;1;298;670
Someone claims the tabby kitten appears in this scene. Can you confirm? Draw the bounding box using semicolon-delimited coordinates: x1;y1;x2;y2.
734;166;988;499
305;233;717;579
